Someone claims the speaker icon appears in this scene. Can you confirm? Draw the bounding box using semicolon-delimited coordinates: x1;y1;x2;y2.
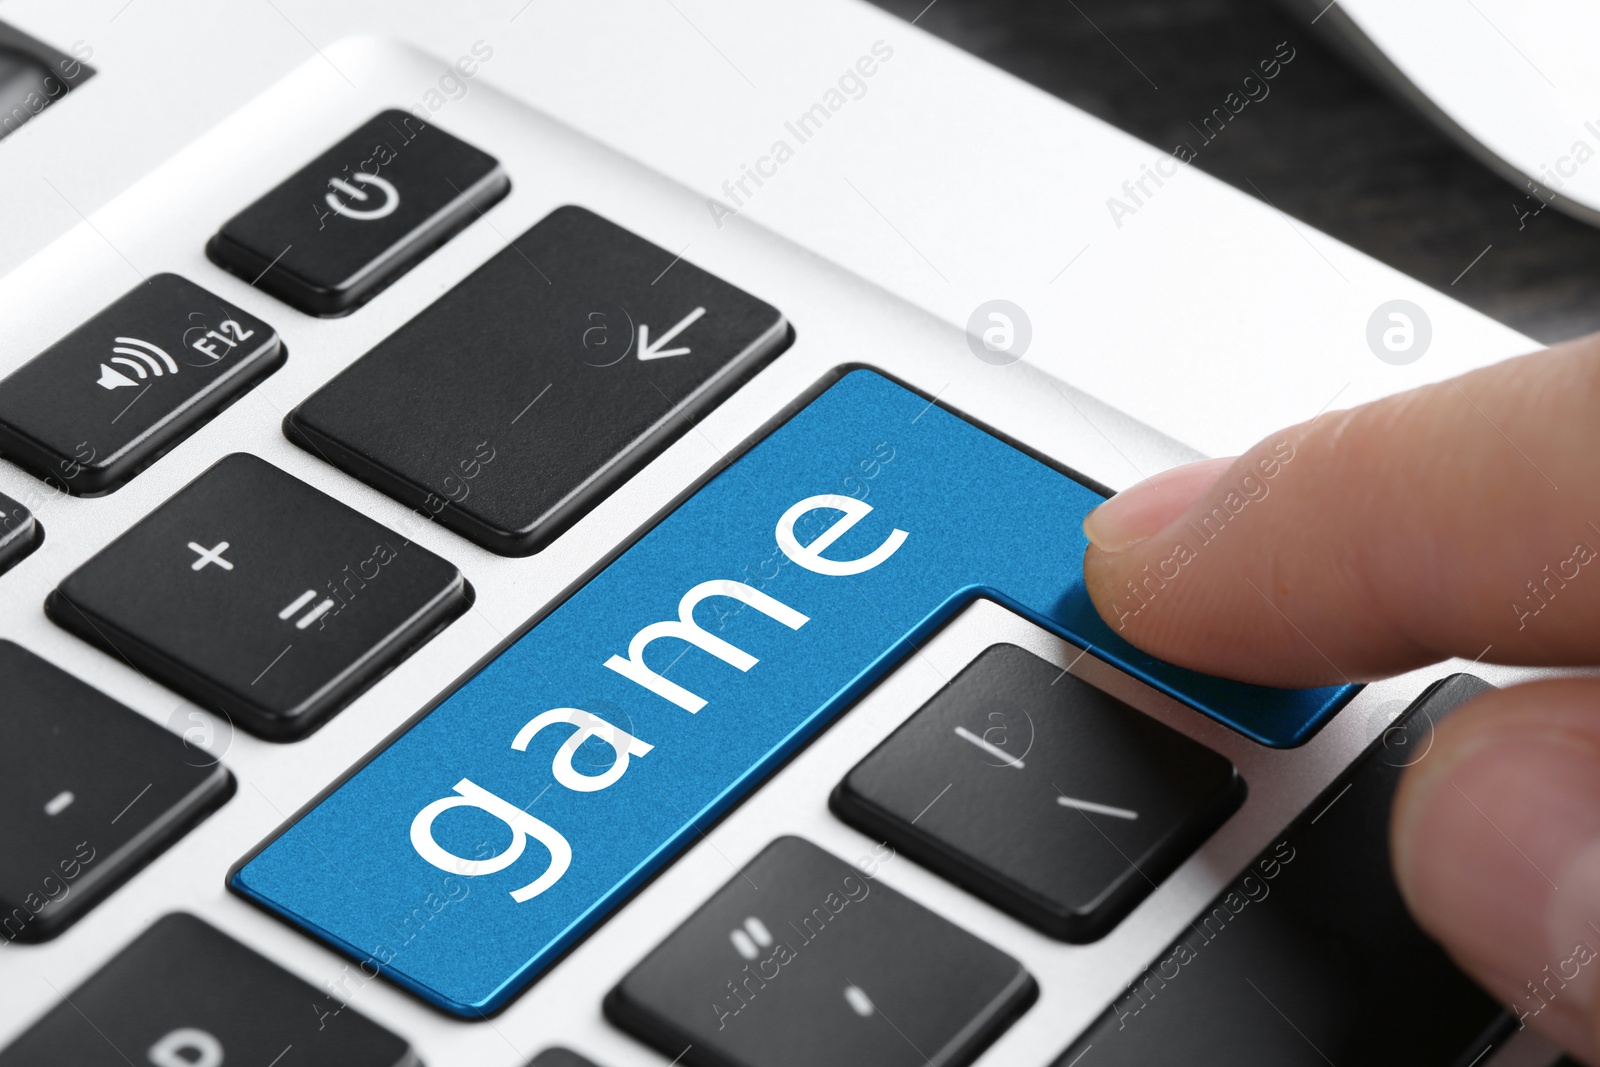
97;336;179;390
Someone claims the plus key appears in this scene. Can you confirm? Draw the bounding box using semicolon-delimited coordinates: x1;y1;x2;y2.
47;453;470;740
187;541;234;572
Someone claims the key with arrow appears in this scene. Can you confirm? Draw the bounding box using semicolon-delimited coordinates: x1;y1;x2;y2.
286;206;789;555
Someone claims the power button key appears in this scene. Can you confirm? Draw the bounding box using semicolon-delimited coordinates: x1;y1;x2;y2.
207;109;508;316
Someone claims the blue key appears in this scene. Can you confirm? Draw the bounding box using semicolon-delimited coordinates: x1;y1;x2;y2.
230;369;1354;1016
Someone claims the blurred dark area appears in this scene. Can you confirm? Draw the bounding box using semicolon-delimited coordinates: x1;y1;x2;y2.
0;21;93;143
866;0;1600;344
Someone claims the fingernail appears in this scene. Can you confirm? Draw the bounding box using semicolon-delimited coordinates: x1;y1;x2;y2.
1082;457;1234;553
1395;730;1600;1021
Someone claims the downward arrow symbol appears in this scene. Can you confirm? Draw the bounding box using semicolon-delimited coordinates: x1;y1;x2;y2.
638;306;707;361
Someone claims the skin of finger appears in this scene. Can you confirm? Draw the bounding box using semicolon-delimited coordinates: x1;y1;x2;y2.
1082;456;1236;552
1457;952;1594;1063
1392;680;1600;1062
1082;334;1600;687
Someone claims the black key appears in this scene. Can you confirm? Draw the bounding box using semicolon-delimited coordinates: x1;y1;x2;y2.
605;836;1035;1067
0;912;414;1066
832;643;1244;941
0;489;42;575
527;1051;605;1067
47;453;470;741
208;109;508;316
1052;674;1511;1067
285;205;789;555
0;274;282;495
0;642;232;944
0;24;93;143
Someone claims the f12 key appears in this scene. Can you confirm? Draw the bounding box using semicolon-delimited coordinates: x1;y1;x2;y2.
0;274;282;494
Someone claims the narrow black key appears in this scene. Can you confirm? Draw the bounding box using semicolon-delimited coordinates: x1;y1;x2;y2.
0;642;232;944
47;453;470;740
605;836;1035;1067
0;274;282;494
0;489;42;575
1052;675;1510;1067
528;1051;605;1067
832;643;1243;941
208;109;508;316
0;913;414;1066
285;205;789;555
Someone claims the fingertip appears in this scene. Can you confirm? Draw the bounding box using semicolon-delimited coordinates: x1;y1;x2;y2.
1081;457;1238;647
1080;541;1129;635
1081;457;1235;554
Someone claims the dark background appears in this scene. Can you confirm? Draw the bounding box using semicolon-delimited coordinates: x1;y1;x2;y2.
866;0;1600;344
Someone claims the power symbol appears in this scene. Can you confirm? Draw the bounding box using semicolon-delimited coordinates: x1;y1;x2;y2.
326;173;399;220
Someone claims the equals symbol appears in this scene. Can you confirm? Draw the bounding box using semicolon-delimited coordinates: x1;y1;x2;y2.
729;916;773;961
279;589;336;630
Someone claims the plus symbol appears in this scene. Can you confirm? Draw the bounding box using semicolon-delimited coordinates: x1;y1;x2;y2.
187;541;234;572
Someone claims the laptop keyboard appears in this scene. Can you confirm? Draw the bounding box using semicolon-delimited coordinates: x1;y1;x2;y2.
0;53;1525;1067
227;362;1353;1017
